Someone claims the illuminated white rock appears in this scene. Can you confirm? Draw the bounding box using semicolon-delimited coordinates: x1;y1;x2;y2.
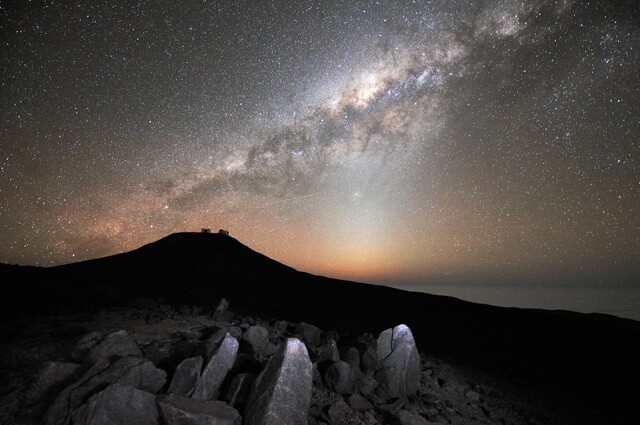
244;338;313;425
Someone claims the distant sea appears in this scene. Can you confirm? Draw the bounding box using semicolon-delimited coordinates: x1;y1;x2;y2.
392;285;640;322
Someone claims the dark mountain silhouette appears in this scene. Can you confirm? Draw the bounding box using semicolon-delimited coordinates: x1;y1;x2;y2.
1;232;639;424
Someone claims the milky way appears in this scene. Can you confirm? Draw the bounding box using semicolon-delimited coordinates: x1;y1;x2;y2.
1;0;639;287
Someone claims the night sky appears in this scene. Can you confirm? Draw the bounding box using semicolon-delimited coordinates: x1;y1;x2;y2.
1;0;638;289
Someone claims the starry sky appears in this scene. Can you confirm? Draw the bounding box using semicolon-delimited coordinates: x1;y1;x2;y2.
1;0;639;289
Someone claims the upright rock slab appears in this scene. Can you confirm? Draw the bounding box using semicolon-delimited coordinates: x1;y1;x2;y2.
168;356;203;396
192;333;239;400
204;327;242;361
157;395;241;425
244;338;313;425
72;384;159;425
213;298;230;321
376;324;420;398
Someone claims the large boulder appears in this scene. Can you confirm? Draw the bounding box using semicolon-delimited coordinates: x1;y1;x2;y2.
72;384;159;425
157;394;241;425
376;324;420;398
192;333;239;400
168;356;203;396
45;356;166;425
244;338;313;425
242;325;269;356
85;330;142;364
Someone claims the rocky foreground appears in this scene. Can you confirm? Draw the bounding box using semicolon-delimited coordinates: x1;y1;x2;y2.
1;299;566;425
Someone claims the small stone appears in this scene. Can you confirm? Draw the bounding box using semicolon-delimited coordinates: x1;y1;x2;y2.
192;333;239;400
71;331;104;362
348;393;373;411
396;410;429;425
244;338;313;425
295;322;322;347
72;384;159;425
363;411;378;424
465;390;480;402
157;394;241;425
85;330;142;365
327;399;353;423
168;356;203;396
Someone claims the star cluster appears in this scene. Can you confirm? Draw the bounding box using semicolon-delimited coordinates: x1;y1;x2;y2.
1;0;638;288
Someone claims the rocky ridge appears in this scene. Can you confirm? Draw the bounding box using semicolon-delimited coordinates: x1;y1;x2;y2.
3;299;566;425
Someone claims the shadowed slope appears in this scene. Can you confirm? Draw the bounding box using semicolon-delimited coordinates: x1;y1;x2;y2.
1;232;639;425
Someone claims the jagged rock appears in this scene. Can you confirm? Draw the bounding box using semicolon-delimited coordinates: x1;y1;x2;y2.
157;394;241;425
45;356;166;425
244;338;313;425
204;327;242;360
395;410;429;425
71;331;104;362
348;393;374;411
213;298;230;321
223;372;255;411
192;333;239;400
168;356;203;396
24;362;84;406
317;339;340;363
72;384;159;425
242;325;269;355
325;360;354;395
376;324;420;398
295;322;322;347
85;330;142;364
